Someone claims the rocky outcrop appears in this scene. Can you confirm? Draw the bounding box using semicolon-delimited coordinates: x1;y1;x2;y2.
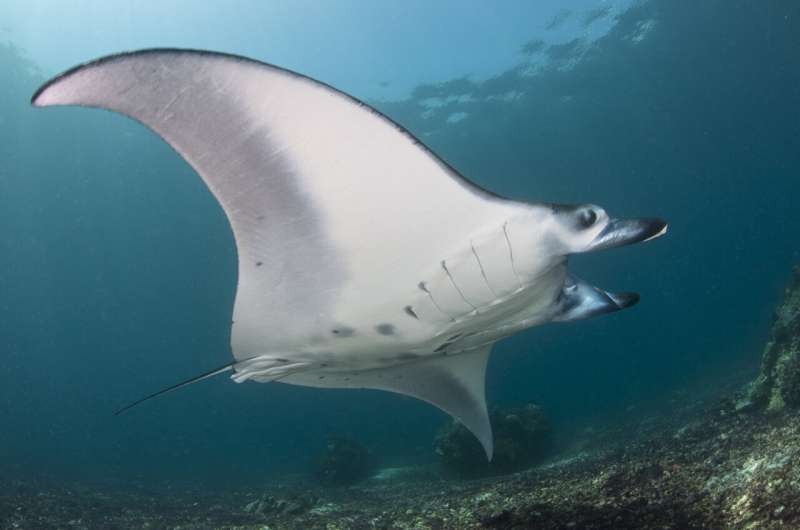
313;436;376;486
434;403;551;478
748;266;800;411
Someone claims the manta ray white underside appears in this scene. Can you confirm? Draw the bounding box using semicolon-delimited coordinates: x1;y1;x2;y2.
32;49;666;459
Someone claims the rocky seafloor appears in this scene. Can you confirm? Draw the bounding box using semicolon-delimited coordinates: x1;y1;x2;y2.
4;267;800;529
3;390;800;530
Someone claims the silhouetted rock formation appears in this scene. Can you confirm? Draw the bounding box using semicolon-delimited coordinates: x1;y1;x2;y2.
434;404;551;478
749;266;800;411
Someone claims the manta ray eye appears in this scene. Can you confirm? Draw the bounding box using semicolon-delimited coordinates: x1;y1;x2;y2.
577;208;597;229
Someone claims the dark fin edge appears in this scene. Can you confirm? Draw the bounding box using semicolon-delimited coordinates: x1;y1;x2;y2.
30;47;507;203
113;361;234;416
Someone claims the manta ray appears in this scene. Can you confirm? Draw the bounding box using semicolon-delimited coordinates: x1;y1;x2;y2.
32;49;667;459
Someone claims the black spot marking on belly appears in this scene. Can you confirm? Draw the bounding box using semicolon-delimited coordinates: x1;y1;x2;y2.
318;375;325;379
256;261;263;267
275;358;288;363
331;327;355;337
376;323;396;335
404;305;419;319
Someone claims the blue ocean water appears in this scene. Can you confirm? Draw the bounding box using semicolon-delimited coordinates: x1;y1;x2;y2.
1;0;798;491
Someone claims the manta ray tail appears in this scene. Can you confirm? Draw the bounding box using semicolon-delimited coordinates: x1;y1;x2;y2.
113;362;235;416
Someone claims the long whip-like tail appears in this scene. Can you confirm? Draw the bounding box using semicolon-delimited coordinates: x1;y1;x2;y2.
113;362;234;416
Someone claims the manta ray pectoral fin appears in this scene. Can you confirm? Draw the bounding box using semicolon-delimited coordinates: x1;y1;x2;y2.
352;345;494;460
554;275;639;323
31;49;511;360
280;345;495;459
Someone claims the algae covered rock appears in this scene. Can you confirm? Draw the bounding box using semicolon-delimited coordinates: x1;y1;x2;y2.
434;403;551;478
749;266;800;411
244;494;311;516
313;436;376;486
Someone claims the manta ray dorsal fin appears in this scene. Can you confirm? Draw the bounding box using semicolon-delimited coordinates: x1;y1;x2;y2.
31;49;512;358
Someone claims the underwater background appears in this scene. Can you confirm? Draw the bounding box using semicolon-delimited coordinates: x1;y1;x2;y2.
1;0;799;495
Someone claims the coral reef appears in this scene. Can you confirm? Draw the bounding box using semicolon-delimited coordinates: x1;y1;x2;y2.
313;436;376;486
434;404;551;478
748;265;800;411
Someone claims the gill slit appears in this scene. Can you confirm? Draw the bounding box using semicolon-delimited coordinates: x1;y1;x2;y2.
441;260;478;312
418;282;456;322
503;222;523;288
470;242;498;298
